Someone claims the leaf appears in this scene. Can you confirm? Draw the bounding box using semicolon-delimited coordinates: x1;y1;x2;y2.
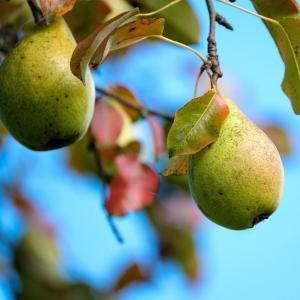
68;134;98;175
109;17;165;52
155;193;201;230
70;8;139;83
36;0;76;22
109;85;143;121
261;124;292;156
147;202;201;281
251;0;300;113
126;0;200;44
105;155;159;216
64;0;111;41
113;263;151;291
91;100;124;147
167;90;229;157
122;140;141;156
0;2;23;28
161;155;188;176
147;115;165;158
5;186;55;236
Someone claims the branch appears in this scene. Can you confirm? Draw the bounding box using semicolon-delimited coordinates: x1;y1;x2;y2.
88;138;124;244
96;87;174;121
205;0;222;86
216;13;233;30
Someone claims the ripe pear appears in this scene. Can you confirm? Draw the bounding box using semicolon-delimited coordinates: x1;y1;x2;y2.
0;17;95;150
188;98;284;230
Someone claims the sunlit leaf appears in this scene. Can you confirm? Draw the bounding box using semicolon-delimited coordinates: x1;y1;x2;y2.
148;115;165;158
161;155;188;176
252;0;300;113
127;0;200;44
70;8;139;83
64;0;111;41
105;155;159;216
109;17;165;52
113;263;151;291
167;89;229;157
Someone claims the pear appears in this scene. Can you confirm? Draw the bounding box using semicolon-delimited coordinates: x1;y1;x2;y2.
188;98;284;230
0;17;95;150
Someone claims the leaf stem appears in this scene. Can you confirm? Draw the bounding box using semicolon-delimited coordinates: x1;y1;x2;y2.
136;0;183;18
96;87;174;121
147;35;207;63
215;0;278;24
194;68;206;98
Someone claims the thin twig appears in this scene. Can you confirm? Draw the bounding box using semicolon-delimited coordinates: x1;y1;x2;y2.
88;139;124;244
205;0;222;86
96;87;174;121
216;13;233;30
215;0;278;24
27;0;44;24
136;0;183;17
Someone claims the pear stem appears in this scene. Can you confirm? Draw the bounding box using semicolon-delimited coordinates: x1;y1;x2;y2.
27;0;44;24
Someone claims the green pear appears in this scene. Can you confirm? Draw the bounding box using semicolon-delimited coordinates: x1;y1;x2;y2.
0;17;95;150
188;98;284;230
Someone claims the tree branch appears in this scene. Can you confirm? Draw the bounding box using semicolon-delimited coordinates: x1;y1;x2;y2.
96;87;174;121
88;138;124;244
216;13;233;30
205;0;223;86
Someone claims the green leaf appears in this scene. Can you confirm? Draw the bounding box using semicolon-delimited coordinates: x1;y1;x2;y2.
127;0;200;44
167;89;229;157
251;0;300;113
70;8;139;83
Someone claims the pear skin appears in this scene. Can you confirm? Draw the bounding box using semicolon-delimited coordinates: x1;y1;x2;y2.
188;98;284;230
0;17;95;150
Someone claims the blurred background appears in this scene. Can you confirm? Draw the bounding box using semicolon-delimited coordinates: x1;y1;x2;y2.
1;0;300;299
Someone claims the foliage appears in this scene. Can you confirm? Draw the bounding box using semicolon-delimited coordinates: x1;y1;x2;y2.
0;0;298;299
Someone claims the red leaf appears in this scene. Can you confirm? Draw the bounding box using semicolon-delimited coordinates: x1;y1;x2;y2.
91;101;124;147
109;85;143;121
105;155;159;216
148;115;165;158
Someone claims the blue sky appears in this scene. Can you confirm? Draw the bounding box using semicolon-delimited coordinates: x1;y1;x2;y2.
1;1;300;300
